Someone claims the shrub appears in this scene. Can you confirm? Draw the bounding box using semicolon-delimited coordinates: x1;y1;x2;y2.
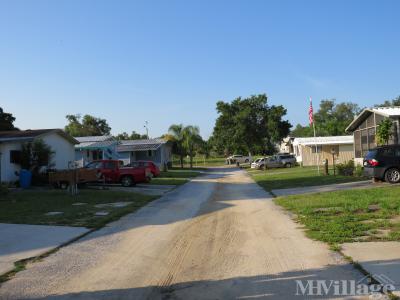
336;160;355;176
0;184;9;196
355;164;364;177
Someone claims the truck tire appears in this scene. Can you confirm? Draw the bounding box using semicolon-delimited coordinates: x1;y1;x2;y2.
285;163;292;168
60;182;69;190
245;159;249;163
121;176;134;187
385;168;400;184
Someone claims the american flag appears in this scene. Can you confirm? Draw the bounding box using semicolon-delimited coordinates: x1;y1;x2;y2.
309;97;314;125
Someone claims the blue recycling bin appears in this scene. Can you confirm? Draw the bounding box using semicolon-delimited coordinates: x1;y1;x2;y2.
19;169;32;188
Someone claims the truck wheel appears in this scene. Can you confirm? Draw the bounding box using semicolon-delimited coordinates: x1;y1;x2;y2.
245;159;249;163
121;176;134;187
285;163;292;168
385;168;400;184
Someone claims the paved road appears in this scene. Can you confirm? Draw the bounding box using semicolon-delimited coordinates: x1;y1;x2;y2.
0;168;367;299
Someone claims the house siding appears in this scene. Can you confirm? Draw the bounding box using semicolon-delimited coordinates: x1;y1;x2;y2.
0;132;75;183
299;144;354;166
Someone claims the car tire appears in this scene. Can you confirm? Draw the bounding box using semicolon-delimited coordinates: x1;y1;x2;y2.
259;164;265;170
245;159;249;163
285;163;292;168
385;168;400;184
121;176;134;187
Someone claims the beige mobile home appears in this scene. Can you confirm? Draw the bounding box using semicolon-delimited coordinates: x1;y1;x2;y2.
293;136;354;166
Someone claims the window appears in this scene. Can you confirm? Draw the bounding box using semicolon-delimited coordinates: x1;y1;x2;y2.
104;161;116;170
354;131;361;158
368;128;376;149
85;161;102;169
366;113;375;128
375;113;384;125
10;150;21;164
311;145;322;153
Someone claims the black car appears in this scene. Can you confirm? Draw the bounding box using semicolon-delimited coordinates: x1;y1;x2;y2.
363;145;400;183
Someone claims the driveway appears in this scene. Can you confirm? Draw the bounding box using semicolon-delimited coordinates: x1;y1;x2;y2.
0;224;88;275
0;168;368;299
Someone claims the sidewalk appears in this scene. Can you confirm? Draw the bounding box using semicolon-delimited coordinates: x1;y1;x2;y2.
342;242;400;297
0;223;88;275
272;180;379;197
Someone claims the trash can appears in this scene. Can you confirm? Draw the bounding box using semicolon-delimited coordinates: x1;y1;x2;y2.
20;169;32;188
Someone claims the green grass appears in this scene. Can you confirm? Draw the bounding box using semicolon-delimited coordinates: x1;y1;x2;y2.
248;166;367;191
275;186;400;245
150;169;202;185
0;189;157;228
172;156;227;167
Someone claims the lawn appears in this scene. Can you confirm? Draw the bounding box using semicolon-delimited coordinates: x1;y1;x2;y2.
275;186;400;245
248;166;367;191
150;169;203;185
0;189;157;228
172;156;227;168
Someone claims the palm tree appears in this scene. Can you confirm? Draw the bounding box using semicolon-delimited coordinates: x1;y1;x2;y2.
183;125;202;169
168;124;185;168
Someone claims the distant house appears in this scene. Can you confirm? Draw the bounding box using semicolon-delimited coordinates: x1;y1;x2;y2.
116;138;172;168
293;136;354;166
74;136;119;167
0;129;78;183
346;107;400;164
278;136;295;154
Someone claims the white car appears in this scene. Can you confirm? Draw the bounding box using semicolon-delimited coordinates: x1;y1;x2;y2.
251;158;265;168
226;155;252;165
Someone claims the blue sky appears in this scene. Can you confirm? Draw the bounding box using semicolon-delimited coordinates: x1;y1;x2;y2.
1;0;399;138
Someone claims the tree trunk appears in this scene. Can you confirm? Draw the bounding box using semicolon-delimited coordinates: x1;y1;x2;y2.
180;153;184;169
189;154;193;169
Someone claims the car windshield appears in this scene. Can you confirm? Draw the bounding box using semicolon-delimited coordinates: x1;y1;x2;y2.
365;150;378;160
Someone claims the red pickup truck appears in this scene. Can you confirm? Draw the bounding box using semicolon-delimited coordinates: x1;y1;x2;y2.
85;160;151;187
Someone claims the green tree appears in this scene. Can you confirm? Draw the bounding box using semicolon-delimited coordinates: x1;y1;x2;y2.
291;100;360;137
65;114;111;137
0;107;18;131
211;94;291;155
168;124;186;168
376;118;393;145
20;139;54;172
183;125;203;168
115;131;148;140
375;96;400;107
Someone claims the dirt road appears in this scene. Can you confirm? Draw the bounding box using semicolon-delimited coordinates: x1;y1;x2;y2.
0;168;367;299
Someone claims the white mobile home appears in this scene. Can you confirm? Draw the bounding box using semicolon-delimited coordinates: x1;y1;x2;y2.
0;129;77;183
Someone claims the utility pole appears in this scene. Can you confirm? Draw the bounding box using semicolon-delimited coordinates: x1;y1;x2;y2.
144;121;149;138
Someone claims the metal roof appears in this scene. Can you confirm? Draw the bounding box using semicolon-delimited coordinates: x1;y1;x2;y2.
117;138;168;152
75;135;114;143
0;129;78;144
75;140;117;150
346;106;400;132
293;135;354;146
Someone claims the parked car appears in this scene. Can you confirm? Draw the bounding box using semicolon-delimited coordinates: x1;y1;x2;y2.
126;161;161;177
226;154;252;165
251;158;265;169
258;154;296;169
363;145;400;183
85;160;152;187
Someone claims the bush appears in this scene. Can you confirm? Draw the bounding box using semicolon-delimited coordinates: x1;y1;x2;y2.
336;160;355;176
0;184;9;196
355;164;364;177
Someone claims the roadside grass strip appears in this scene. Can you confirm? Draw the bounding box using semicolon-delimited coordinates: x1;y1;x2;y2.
248;166;366;191
0;190;157;228
275;185;400;245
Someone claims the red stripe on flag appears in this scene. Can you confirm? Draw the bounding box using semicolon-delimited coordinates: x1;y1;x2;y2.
309;97;313;124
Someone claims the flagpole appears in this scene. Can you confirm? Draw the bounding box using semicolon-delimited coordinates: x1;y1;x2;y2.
309;97;320;175
312;121;320;175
